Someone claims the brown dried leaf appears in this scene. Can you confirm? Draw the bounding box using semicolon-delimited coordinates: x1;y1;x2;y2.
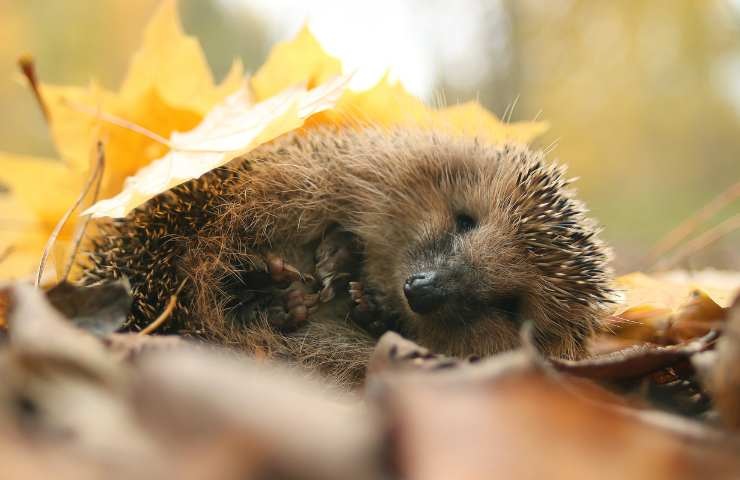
131;348;381;480
378;356;740;480
666;289;726;342
367;331;468;376
45;280;132;336
551;331;717;381
696;295;740;429
5;284;113;369
102;333;186;363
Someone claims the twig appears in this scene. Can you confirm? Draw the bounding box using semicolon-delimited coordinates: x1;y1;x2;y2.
18;54;49;122
647;181;740;266
655;214;740;270
138;278;188;335
61;144;106;281
35;142;106;287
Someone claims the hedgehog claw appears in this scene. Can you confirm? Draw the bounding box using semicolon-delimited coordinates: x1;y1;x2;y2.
349;281;397;337
315;228;360;303
265;253;303;283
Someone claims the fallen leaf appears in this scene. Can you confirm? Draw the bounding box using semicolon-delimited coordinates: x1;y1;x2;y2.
0;0;242;279
317;72;431;128
380;354;740;480
696;295;740;429
102;333;185;363
433;101;550;145
368;331;467;376
119;0;243;115
251;25;342;101
615;271;739;314
83;76;350;218
551;331;717;381
46;280;132;336
0;192;56;280
249;23;547;143
0;153;82;232
609;271;740;342
666;289;726;341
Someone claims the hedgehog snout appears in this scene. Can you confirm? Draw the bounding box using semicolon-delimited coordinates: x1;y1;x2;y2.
403;271;447;314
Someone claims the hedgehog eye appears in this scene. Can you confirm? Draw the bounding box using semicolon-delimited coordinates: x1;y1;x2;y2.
454;213;477;234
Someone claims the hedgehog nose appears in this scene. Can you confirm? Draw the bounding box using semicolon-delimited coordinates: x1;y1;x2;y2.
404;271;446;314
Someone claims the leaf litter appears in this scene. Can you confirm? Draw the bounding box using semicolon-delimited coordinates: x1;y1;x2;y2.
0;283;739;478
0;1;739;478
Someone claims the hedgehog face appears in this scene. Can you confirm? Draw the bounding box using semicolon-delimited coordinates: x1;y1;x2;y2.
397;211;531;358
352;137;612;359
361;182;532;357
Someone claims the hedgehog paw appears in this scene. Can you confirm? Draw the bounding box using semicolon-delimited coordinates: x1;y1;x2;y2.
315;228;361;303
238;253;311;290
349;281;397;337
264;281;319;331
265;253;307;284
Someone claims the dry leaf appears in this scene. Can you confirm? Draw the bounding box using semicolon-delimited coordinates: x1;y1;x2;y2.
552;332;716;381
266;31;548;142
317;72;431;128
46;280;132;336
251;25;342;100
697;296;740;429
609;271;740;342
615;271;739;314
367;331;466;376
119;0;243;115
0;0;242;279
84;76;350;218
0;191;57;280
432;101;550;144
379;354;739;480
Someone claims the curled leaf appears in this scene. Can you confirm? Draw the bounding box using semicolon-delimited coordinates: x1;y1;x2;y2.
84;76;350;218
46;280;132;336
609;271;740;342
551;331;717;381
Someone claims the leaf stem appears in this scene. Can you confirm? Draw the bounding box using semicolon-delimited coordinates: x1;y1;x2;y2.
18;54;49;122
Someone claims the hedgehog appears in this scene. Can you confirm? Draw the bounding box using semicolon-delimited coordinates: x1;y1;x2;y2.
83;127;613;386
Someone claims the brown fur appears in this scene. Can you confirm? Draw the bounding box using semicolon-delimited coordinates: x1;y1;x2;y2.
85;127;613;386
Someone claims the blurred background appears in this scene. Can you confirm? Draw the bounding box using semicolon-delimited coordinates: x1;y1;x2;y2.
1;0;738;272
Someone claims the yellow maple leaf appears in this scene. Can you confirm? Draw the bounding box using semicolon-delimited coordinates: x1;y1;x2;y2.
85;76;350;218
433;102;550;144
0;192;49;281
0;0;242;279
0;153;83;281
251;25;547;144
120;0;243;115
251;25;342;100
316;72;431;128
